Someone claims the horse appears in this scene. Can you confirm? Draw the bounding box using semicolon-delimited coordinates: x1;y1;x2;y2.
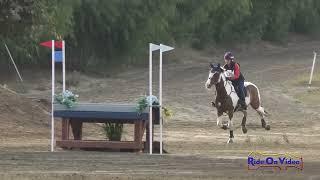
205;63;270;143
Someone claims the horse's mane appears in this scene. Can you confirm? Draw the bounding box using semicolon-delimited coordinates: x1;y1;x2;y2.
219;68;227;82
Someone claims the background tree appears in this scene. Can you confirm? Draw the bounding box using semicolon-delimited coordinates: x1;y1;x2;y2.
1;0;320;72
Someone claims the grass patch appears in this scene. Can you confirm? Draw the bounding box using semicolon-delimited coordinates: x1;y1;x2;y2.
282;134;290;144
295;89;320;105
293;72;320;87
284;71;320;105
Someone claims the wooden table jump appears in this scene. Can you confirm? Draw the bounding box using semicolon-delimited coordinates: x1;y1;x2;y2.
53;103;159;152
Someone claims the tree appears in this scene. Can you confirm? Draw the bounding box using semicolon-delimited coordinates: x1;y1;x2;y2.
0;0;79;65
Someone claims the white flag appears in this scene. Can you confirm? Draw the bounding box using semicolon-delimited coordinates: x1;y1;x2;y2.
160;44;174;52
150;43;160;51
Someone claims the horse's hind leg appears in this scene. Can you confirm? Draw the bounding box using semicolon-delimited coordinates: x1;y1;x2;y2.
241;110;248;134
256;107;270;130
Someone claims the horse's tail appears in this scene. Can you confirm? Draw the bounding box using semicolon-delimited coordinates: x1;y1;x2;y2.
255;85;270;117
245;82;270;116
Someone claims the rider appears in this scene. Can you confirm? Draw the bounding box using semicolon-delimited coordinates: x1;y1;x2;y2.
223;51;247;110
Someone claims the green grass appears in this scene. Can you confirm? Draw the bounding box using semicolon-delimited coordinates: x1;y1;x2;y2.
284;71;320;106
295;89;320;105
290;70;320;86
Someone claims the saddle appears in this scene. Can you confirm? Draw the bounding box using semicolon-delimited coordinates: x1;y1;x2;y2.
211;86;247;109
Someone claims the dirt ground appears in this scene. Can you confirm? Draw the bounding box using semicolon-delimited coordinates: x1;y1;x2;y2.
0;35;320;179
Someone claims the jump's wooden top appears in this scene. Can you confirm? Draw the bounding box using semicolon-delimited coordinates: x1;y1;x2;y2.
53;103;152;121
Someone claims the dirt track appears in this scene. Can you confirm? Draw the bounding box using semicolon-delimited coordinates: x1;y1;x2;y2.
0;37;320;179
0;152;319;180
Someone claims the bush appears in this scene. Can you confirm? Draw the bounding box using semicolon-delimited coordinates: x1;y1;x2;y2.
4;0;320;70
103;122;124;141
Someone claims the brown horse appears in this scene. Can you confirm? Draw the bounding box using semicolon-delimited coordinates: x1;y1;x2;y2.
205;63;270;143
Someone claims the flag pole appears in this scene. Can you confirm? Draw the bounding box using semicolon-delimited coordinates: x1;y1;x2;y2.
51;40;55;152
309;52;317;87
149;43;153;154
62;40;66;93
158;44;174;155
159;46;163;155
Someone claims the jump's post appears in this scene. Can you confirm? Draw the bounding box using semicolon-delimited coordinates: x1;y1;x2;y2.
309;52;317;87
159;44;174;155
149;43;152;155
149;43;160;154
40;40;65;152
62;40;66;92
51;40;55;152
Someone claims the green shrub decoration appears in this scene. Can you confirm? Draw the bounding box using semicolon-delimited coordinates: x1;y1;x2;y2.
136;96;149;114
103;122;124;141
55;90;78;108
163;107;173;118
136;95;173;118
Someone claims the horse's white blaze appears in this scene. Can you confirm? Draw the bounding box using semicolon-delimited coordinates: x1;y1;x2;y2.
209;72;214;79
205;72;215;88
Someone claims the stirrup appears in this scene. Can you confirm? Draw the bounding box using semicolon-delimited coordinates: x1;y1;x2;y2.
241;105;247;110
235;103;247;111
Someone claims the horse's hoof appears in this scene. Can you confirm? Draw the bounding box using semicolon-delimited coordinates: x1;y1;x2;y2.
265;125;271;130
211;102;216;107
242;127;247;134
261;119;266;128
222;125;228;130
227;138;233;143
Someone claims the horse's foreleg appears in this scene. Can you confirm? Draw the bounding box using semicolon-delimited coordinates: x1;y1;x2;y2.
241;110;248;134
227;112;234;143
216;110;223;127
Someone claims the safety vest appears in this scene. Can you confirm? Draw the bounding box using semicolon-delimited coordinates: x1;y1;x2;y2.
223;61;245;82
